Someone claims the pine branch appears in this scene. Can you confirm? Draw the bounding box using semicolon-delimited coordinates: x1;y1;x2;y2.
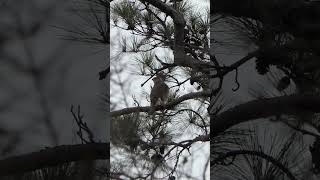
211;95;320;137
111;91;211;117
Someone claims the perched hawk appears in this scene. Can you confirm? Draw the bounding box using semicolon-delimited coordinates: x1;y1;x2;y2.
149;73;169;114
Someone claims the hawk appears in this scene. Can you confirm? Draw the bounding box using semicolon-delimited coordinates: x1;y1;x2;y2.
149;73;169;114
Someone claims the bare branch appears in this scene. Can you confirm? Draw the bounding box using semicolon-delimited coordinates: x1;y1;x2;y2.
211;95;320;137
0;143;109;177
111;91;211;117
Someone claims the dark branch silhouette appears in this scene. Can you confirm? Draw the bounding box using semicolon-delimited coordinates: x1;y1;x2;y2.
211;95;320;137
212;150;298;180
0;143;109;177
